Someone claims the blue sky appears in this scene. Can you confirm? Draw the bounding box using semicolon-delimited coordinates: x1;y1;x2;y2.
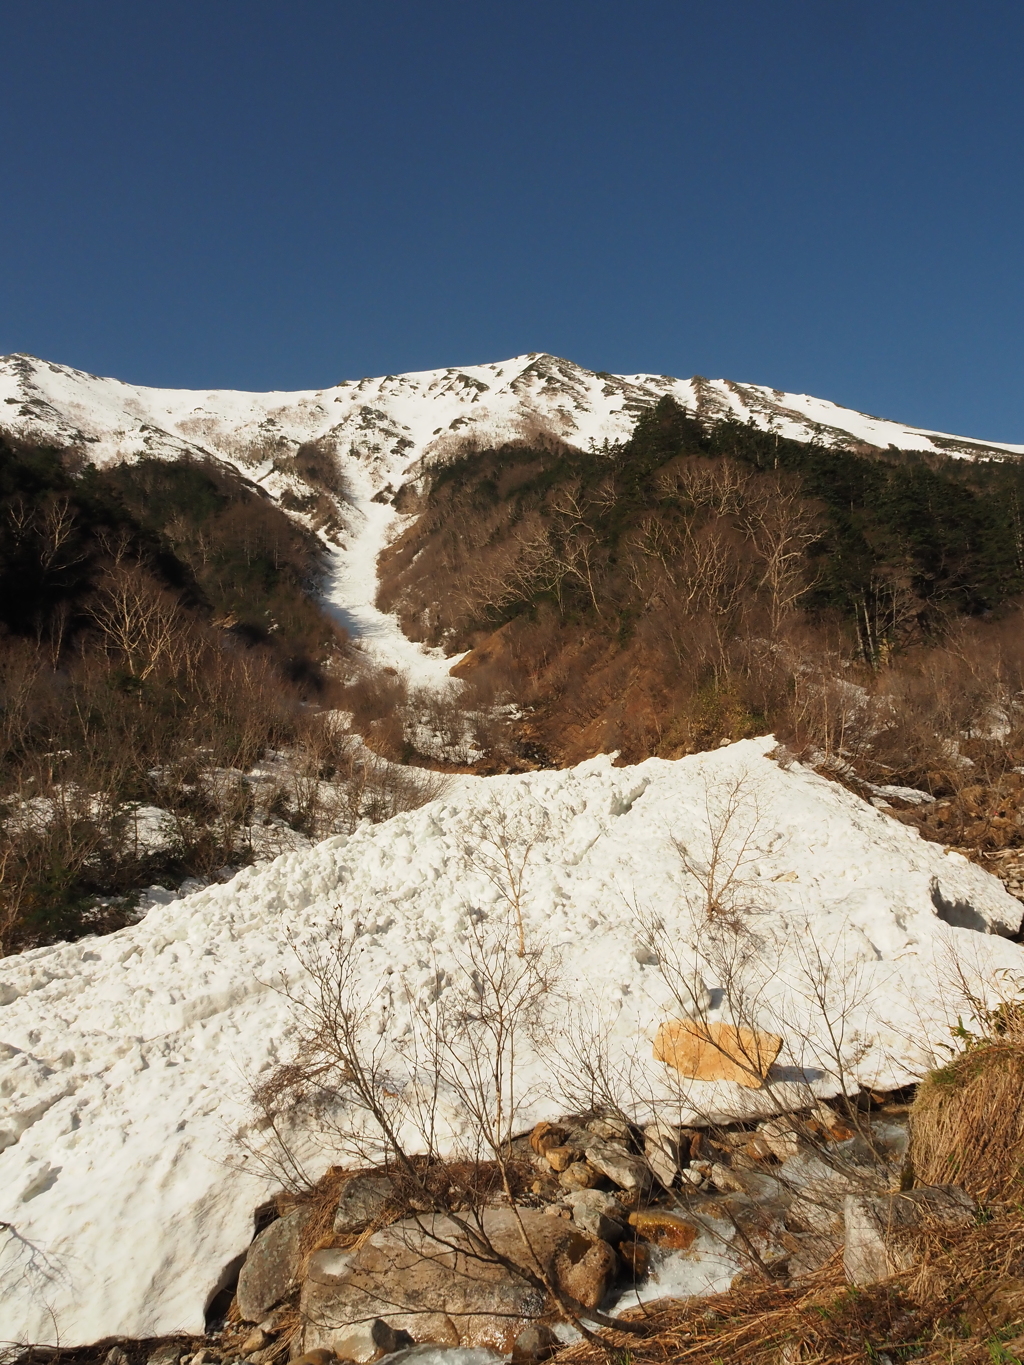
1;0;1022;440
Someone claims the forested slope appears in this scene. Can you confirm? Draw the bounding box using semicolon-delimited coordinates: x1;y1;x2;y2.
380;399;1024;845
0;437;351;949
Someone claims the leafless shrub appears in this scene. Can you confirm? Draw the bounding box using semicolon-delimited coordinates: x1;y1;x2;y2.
90;564;194;681
250;907;639;1350
455;796;549;956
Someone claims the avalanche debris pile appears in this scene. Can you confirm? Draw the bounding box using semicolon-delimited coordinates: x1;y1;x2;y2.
0;738;1021;1347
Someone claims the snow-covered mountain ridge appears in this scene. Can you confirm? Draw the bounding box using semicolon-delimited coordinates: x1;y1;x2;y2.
3;351;1021;684
4;350;1022;475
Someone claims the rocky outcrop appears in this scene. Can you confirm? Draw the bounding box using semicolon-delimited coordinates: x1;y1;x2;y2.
236;1208;311;1323
298;1208;618;1360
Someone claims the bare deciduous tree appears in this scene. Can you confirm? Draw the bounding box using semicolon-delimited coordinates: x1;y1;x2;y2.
90;565;191;680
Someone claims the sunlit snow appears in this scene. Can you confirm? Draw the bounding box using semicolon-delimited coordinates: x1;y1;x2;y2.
1;739;1021;1346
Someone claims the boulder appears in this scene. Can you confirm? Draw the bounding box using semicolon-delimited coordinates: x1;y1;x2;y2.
147;1349;183;1365
529;1122;568;1157
237;1207;311;1322
334;1172;395;1234
586;1118;631;1142
554;1238;618;1310
584;1140;650;1192
563;1189;627;1243
544;1145;579;1173
558;1161;601;1191
299;1208;618;1359
511;1322;560;1360
844;1185;975;1286
653;1020;782;1089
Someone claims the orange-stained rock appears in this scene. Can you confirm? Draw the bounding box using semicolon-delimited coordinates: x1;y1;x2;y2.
628;1209;699;1250
530;1121;568;1156
652;1019;782;1089
545;1144;579;1172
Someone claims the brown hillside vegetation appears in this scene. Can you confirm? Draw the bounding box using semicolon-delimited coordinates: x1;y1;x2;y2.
378;400;1024;792
0;438;438;954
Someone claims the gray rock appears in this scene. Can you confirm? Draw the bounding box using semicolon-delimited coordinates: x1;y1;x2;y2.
584;1140;650;1192
557;1160;600;1191
299;1207;617;1360
236;1206;311;1322
147;1348;184;1365
512;1323;560;1360
105;1350;130;1365
775;1153;877;1234
586;1117;631;1142
643;1120;683;1188
562;1189;627;1243
844;1185;975;1286
333;1172;395;1234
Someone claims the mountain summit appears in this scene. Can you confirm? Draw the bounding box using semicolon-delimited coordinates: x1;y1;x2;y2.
3;352;1021;485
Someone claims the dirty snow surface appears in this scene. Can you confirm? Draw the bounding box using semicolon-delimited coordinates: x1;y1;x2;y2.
2;739;1022;1347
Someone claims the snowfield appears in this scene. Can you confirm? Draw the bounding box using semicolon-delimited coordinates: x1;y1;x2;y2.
1;738;1022;1348
3;350;1022;689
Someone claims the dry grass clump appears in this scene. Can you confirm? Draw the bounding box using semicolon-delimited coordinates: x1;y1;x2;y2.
558;1208;1024;1365
910;1030;1024;1202
555;1256;925;1365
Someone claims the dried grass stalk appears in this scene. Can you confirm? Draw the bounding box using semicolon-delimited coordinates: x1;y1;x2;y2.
910;1036;1024;1202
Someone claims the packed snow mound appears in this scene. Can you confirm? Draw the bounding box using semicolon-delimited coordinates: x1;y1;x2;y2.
3;351;1022;685
1;739;1022;1347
